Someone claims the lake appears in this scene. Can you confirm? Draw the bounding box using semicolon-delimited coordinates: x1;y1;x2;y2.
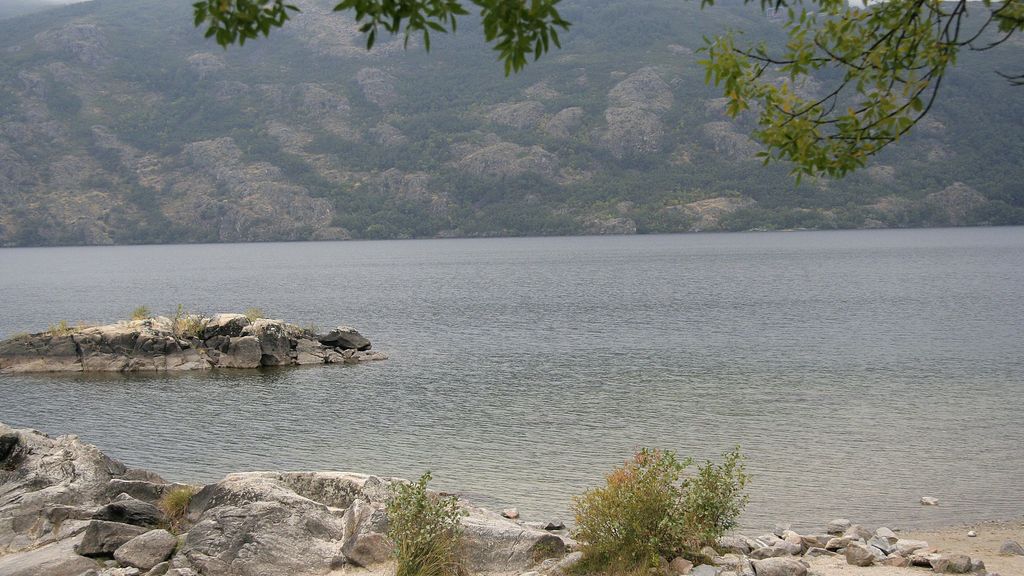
1;227;1022;532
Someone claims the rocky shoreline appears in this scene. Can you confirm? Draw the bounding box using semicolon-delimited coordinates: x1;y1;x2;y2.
0;314;387;373
1;423;1021;576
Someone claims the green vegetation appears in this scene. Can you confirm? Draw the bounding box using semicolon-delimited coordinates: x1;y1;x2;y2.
571;447;748;571
171;305;205;339
386;472;467;576
158;485;198;533
47;320;74;337
244;308;265;323
130;305;151;321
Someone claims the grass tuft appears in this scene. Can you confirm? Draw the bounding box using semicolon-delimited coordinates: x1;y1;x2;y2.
130;305;151;321
243;307;265;322
159;485;197;532
387;472;467;576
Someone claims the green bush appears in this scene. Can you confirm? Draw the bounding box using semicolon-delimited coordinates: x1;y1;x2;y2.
387;472;466;576
571;447;748;572
130;305;151;320
47;320;74;337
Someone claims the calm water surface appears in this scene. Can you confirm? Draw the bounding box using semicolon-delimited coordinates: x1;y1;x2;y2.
1;228;1022;532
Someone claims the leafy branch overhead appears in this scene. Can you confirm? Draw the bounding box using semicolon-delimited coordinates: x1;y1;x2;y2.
192;0;1022;178
191;0;569;74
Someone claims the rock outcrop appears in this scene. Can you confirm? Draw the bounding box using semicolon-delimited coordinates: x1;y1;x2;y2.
0;314;385;373
0;424;573;576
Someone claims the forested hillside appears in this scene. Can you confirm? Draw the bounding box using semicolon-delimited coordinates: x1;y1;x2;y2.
1;0;1022;246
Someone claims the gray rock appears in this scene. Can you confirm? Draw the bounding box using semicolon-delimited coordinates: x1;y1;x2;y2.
690;565;720;576
717;535;752;555
202;314;249;340
145;562;171;576
502;507;520;519
882;555;910;567
113;529;177;570
824;537;851;551
910;550;941;567
76;520;149;557
317;326;371;350
749;557;808;576
93;495;165;527
1000;540;1024;555
0;534;97;576
218;336;261;368
868;535;896;555
669;557;694;575
460;506;566;572
0;424;134;555
242;319;291;366
845;543;877;567
874;527;898;542
970;558;985;573
843;524;873;541
340;499;390;567
544;520;566;531
826;518;852;535
773;523;791;538
896;538;930;556
803;547;837;558
929;553;973;573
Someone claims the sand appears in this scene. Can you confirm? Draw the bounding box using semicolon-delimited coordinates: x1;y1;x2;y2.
804;519;1024;576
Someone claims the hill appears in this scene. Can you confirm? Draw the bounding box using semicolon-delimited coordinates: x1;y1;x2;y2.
0;0;1022;246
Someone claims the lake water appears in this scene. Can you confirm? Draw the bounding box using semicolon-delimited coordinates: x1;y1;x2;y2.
1;227;1022;533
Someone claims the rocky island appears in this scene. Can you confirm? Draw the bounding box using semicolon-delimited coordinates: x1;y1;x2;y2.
0;314;387;373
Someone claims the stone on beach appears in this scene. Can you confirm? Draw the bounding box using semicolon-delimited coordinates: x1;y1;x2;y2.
76;520;149;557
999;540;1024;556
929;553;973;573
844;543;877;566
750;557;808;576
826;518;852;535
113;529;177;570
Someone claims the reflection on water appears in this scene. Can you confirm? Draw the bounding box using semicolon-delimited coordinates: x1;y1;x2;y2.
1;228;1023;531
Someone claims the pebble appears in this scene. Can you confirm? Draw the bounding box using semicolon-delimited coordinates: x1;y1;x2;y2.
967;530;977;537
501;507;519;519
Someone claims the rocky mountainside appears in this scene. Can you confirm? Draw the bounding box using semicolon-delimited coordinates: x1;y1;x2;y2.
0;0;1022;246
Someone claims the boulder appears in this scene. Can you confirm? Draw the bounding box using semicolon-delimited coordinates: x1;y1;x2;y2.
868;535;896;555
145;562;172;576
929;553;972;574
803;547;837;558
896;539;930;556
773;524;791;538
317;326;371;351
0;333;81;372
113;529;178;570
669;557;694;575
200;311;248;338
826;519;852;535
690;565;720;576
910;550;942;567
501;507;520;519
874;527;898;542
844;543;876;567
92;494;165;527
0;533;97;576
882;555;910;567
76;520;149;557
0;424;133;555
218;336;261;368
750;557;808;576
339;499;390;567
242;319;291;366
1000;540;1024;556
294;338;326;365
824;537;851;551
460;506;566;572
843;524;873;541
717;535;752;555
173;473;349;575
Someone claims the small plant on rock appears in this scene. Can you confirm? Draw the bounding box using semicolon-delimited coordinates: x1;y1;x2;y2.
47;320;74;337
130;305;151;321
244;307;264;322
387;471;467;576
571;447;748;572
171;305;205;339
159;485;197;533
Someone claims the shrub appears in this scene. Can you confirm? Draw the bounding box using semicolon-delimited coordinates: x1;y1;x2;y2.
571;447;748;572
130;305;151;320
159;485;197;532
244;307;264;322
47;320;74;337
387;472;466;576
171;305;204;338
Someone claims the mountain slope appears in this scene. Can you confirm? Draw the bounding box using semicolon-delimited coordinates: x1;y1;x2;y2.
0;0;1022;246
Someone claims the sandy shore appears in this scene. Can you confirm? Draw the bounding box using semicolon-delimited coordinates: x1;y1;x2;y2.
804;518;1024;575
